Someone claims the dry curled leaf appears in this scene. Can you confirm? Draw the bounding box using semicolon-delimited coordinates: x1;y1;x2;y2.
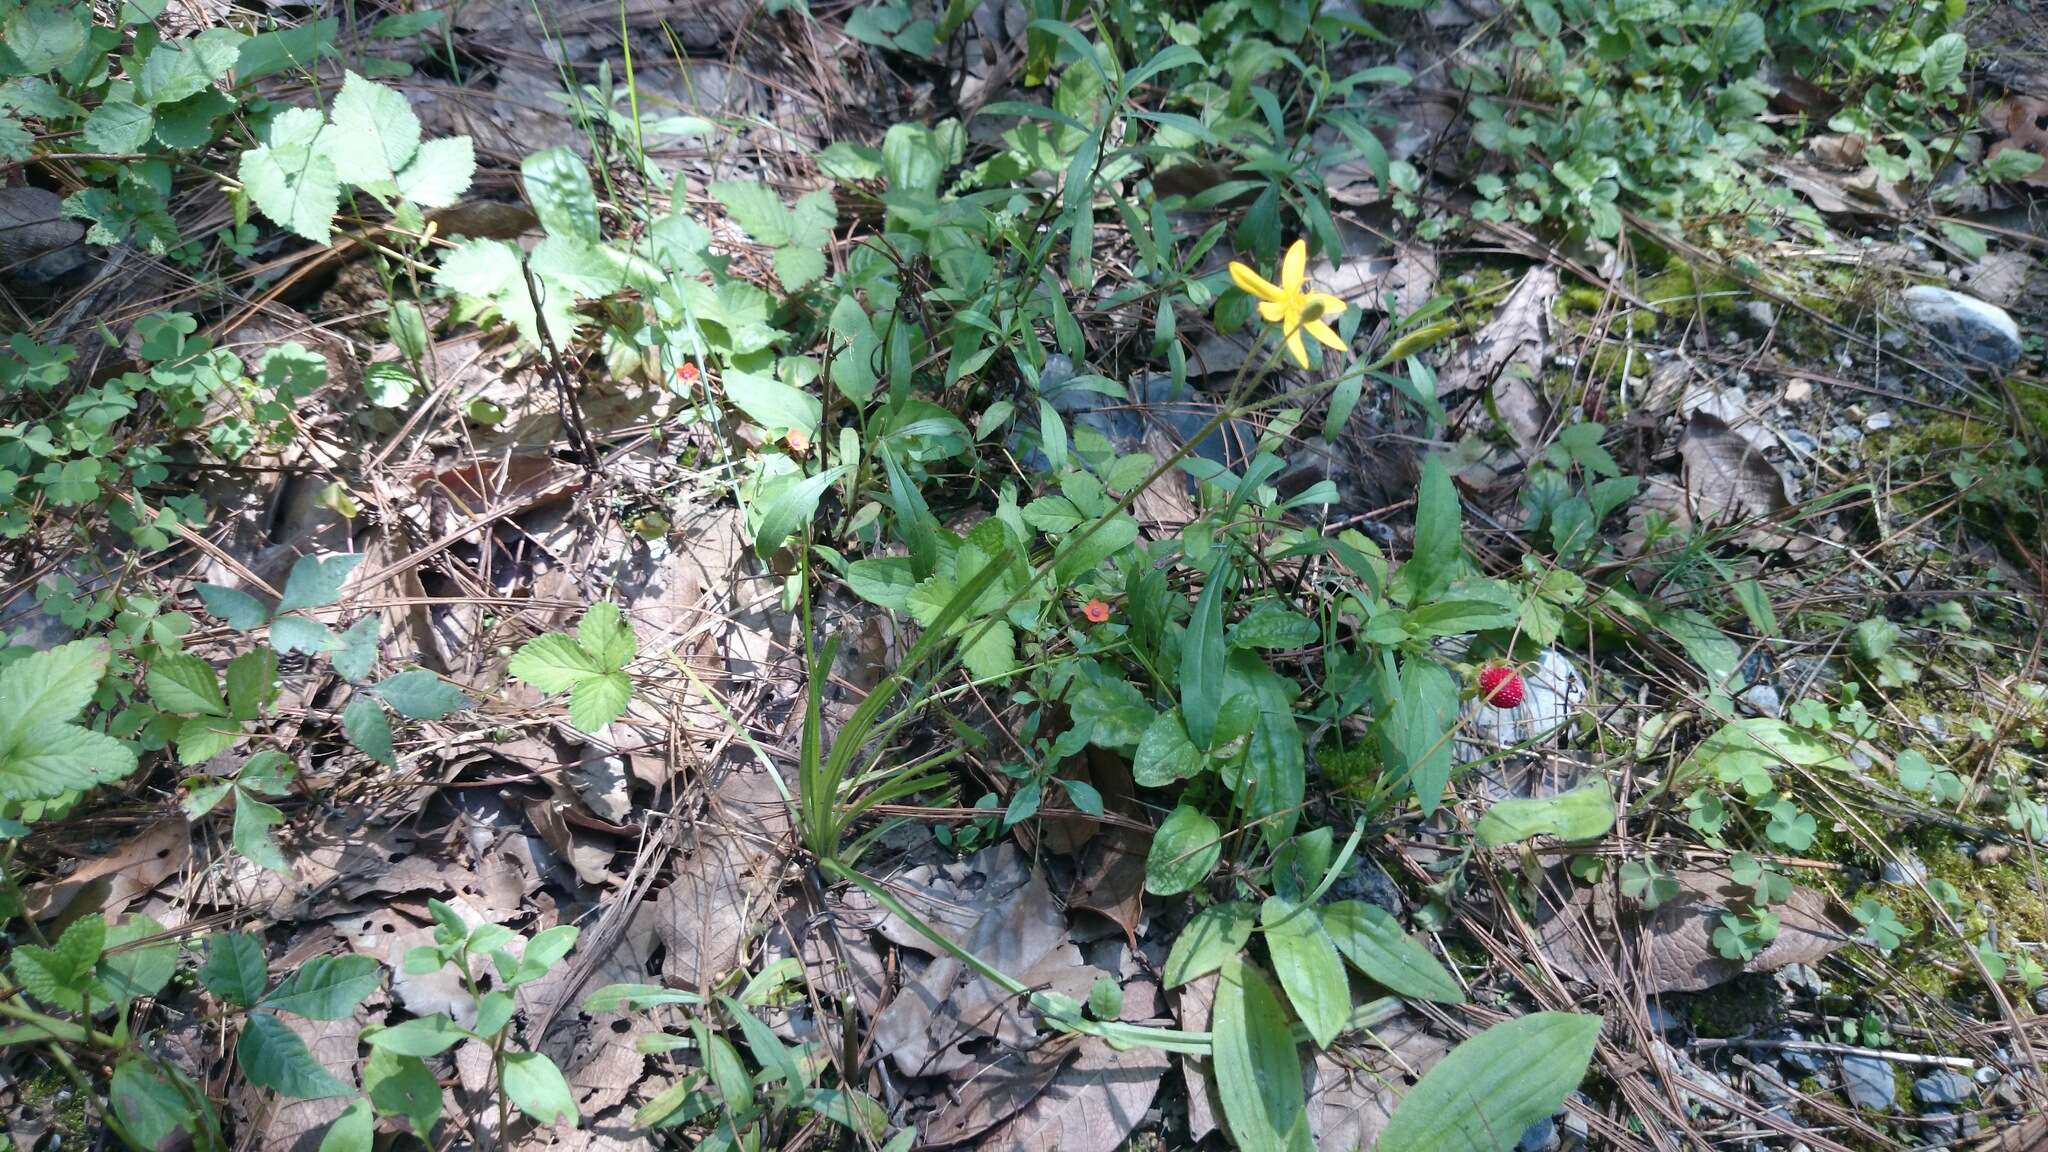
1679;411;1798;551
26;819;190;922
1983;96;2048;188
1436;267;1555;451
1532;866;1853;995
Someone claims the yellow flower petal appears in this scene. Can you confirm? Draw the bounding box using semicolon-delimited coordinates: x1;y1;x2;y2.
1281;239;1307;296
1285;328;1310;368
1258;299;1288;324
1305;319;1346;351
1304;293;1347;322
1229;261;1281;302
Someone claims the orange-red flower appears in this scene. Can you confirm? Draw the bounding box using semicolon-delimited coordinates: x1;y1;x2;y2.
1083;599;1111;624
676;362;701;384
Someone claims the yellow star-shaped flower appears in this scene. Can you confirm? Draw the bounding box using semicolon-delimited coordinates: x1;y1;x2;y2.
1227;239;1348;369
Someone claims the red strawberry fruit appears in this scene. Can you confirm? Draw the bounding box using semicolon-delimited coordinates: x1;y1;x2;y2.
1478;664;1525;709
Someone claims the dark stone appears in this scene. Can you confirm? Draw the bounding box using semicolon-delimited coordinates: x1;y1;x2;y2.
1840;1054;1896;1110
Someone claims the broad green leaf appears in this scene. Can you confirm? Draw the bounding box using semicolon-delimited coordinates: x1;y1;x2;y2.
846;557;917;612
1145;804;1221;895
522;147;598;241
1399;453;1459;602
1212;958;1311;1152
722;368;822;436
197;583;270;630
237;1012;352;1099
111;1055;202;1151
278;553;363;613
269;615;335;656
1;722;134;799
1475;779;1616;846
8;1;87;72
364;1014;468;1056
1321;901;1464;1003
239;107;340;244
1378;656;1458;815
754;466;848;560
326;71;420;185
330;616;381;682
507;633;601;693
100;914;177;1005
1051;513;1139;583
365;1049;441;1139
235;18;336;80
342;695;394;766
1921;32;1966;89
580;984;705;1011
147;652;225;716
1133;708;1202;787
234;793;288;873
373;669;466;720
568;671;633;733
200;932;268;1007
12;915;104;1011
319;1099;374;1152
1164;902;1256;988
396;136;475;208
1260;897;1349;1048
226;648;278;721
1230;602;1319;650
1378;1012;1602;1152
1181;554;1231;749
84;97;154;152
502;1051;578;1127
261;954;381;1019
709;180;793;246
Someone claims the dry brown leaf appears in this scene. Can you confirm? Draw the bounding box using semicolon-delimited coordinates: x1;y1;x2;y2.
1436;267;1556;451
1768;159;1907;215
1533;866;1853;994
652;819;777;990
243;1006;367;1152
872;848;1103;1078
1983;96;2048;189
27;820;190;922
1065;754;1148;950
921;1043;1071;1147
1312;243;1437;318
1679;411;1798;550
974;1030;1173;1152
0;187;86;286
518;909;665;1120
526;798;616;887
1304;1013;1454;1152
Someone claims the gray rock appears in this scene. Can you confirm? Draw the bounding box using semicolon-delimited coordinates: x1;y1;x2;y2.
1919;1111;1961;1147
1739;682;1784;718
1865;411;1894;431
1778;1038;1823;1074
1903;286;2023;371
1883;853;1929;887
1914;1070;1975;1106
1840;1054;1897;1110
1645;1002;1684;1038
1559;1107;1589;1152
1328;857;1403;915
1516;1116;1559;1152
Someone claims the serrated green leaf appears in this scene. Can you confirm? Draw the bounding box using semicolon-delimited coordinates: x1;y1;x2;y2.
148;652;226;716
1229;602;1319;650
200;932;268;1007
326;70;420;185
100;913;177;1005
8;1;87;73
1;722;136;799
575;603;636;671
567;671;632;732
239;106;340;244
709;180;793;246
262;954;381;1019
84;97;154;152
0;638;108;738
1378;1012;1601;1152
396;135;475;208
508;632;601;693
374;669;466;720
238;1012;353;1099
226;648;278;721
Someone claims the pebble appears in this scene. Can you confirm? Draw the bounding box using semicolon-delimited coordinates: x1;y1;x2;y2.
1914;1070;1975;1106
1883;853;1929;887
1516;1116;1560;1152
1645;1002;1684;1038
1327;857;1404;915
1830;424;1865;445
1560;1105;1589;1151
1865;411;1894;431
1743;300;1778;329
1739;683;1784;719
1780;428;1821;456
1902;286;2024;372
1840;1054;1897;1110
1920;1110;1962;1146
1784;378;1814;404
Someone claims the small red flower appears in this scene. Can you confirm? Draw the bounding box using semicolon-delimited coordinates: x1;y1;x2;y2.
1082;599;1111;624
675;361;701;384
1477;664;1526;710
